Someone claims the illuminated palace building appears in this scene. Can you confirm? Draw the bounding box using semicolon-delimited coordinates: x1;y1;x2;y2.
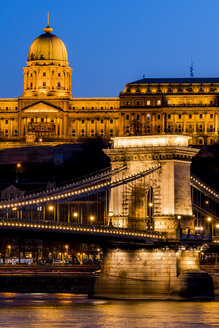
1;21;219;146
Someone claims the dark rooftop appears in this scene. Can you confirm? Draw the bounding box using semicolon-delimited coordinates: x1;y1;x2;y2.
128;77;219;84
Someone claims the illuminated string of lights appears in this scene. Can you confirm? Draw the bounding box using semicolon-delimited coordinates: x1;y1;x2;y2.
191;175;219;202
0;165;127;204
0;219;166;240
0;163;161;210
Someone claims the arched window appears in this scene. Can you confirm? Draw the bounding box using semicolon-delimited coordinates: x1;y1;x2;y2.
57;82;61;89
43;82;46;88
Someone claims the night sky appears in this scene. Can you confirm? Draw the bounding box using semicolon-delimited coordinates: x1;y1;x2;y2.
0;0;219;98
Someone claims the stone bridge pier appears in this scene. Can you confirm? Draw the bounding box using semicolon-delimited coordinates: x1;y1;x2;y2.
104;135;199;238
90;136;214;300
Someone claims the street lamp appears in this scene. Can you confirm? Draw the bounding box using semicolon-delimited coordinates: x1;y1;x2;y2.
65;245;69;257
148;202;153;207
90;216;95;223
108;211;113;226
48;205;54;211
7;245;11;257
73;212;78;218
15;163;22;183
207;217;213;237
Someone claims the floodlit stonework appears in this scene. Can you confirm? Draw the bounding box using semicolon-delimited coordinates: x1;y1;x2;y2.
105;135;199;237
0;20;218;145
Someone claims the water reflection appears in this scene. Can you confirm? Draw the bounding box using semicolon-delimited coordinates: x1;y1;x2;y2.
0;293;218;328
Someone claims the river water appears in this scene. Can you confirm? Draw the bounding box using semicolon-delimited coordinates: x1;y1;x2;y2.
0;293;218;328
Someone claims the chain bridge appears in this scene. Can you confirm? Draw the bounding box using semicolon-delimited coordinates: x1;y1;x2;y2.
0;135;218;299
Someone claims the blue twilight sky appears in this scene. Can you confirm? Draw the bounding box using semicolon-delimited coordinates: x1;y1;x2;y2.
0;0;219;98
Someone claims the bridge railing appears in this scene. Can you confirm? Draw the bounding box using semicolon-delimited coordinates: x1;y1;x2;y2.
0;217;167;240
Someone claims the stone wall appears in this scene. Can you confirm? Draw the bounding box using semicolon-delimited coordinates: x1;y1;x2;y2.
93;248;201;299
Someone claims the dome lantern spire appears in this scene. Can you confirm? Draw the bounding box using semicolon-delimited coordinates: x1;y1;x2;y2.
44;11;53;33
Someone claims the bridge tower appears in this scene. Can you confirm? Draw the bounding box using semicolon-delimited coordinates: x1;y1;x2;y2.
104;135;199;238
91;135;214;300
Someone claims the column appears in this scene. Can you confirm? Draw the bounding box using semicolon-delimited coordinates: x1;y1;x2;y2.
56;203;60;222
67;204;70;223
64;72;66;90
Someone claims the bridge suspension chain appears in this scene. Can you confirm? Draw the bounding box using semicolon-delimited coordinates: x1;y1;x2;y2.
0;164;161;210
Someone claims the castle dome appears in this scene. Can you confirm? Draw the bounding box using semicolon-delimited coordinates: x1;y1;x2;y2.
27;22;68;62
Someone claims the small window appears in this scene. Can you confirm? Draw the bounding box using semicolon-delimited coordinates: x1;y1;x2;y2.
43;82;46;88
126;114;129;120
30;82;32;88
100;129;104;136
168;114;171;119
199;114;203;119
51;119;54;123
167;125;172;132
110;106;113;109
91;119;94;124
126;101;129;106
157;100;161;105
72;106;75;110
157;114;161;120
198;139;203;145
14;129;18;136
126;126;130;133
136;114;140;120
146;125;150;133
91;107;94;110
210;100;214;105
101;119;104;124
209;138;214;145
82;120;85;124
178;124;182;132
189;114;192;119
81;129;85;136
58;73;61;77
31;118;34;123
209;125;213;132
110;119;113;124
41;118;44;122
6;107;8;110
178;114;182;119
72;129;75;136
168;100;171;105
5;129;8;137
147;100;151;106
43;72;46;76
91;129;94;137
157;125;161;133
101;106;104;110
15;107;18;110
199;124;203;132
5;120;8;124
30;73;32;77
210;113;213;119
136;101;140;106
57;82;61;89
110;129;113;137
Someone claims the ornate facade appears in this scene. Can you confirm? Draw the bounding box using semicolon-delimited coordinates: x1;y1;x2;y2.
0;22;218;145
